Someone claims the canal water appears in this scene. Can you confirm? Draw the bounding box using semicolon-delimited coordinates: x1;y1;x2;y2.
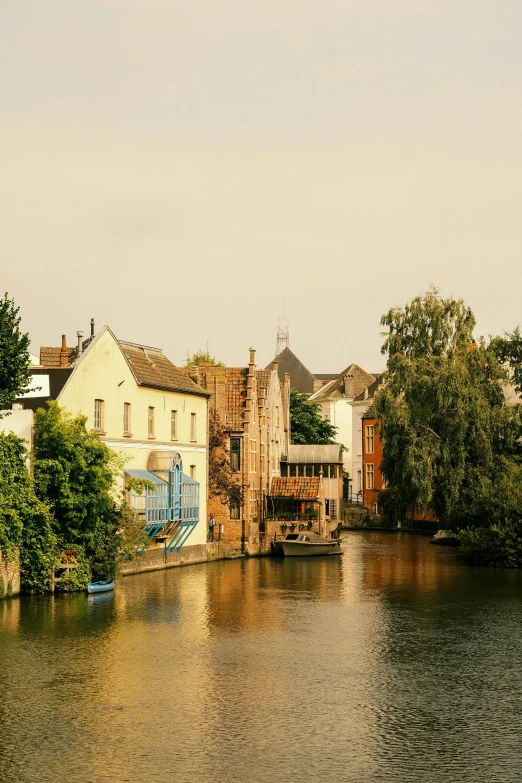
1;532;521;783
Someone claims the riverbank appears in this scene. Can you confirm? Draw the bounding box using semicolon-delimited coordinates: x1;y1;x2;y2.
121;540;244;576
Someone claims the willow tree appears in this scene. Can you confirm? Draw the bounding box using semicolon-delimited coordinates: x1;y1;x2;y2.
374;288;519;531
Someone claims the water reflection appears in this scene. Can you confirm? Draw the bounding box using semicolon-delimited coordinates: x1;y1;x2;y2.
0;534;521;783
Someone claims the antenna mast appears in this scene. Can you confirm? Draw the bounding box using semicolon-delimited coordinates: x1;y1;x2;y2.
276;317;289;356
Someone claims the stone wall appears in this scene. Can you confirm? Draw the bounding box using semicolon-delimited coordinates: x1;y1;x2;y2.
121;541;241;575
341;505;372;529
0;550;21;598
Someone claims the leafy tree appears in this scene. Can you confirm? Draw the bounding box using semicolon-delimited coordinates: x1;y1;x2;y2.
185;350;224;368
0;432;57;593
32;402;147;582
208;408;243;508
289;388;338;445
375;288;521;535
0;293;31;414
491;326;522;397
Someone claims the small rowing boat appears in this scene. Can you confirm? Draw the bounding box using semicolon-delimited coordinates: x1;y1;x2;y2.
87;579;115;594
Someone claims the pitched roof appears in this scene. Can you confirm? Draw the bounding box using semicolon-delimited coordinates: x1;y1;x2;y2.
352;374;385;402
285;444;343;464
265;347;316;394
270;476;320;499
255;369;272;391
307;363;377;403
119;341;209;396
39;346;74;368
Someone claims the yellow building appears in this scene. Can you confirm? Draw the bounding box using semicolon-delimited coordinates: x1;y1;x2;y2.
26;326;210;562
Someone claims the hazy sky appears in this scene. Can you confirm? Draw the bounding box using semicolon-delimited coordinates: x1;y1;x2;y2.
1;0;521;373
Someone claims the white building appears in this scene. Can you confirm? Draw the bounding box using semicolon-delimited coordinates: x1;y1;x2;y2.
306;364;377;483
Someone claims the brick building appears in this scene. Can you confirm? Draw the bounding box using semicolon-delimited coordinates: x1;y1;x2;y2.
190;350;290;554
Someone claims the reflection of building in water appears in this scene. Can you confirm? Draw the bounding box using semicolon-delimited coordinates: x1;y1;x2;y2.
205;556;345;633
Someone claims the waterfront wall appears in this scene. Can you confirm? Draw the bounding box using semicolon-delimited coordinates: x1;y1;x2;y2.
121;541;241;575
0;551;21;598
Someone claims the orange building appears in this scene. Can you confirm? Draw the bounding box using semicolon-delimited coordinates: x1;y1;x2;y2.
361;407;384;517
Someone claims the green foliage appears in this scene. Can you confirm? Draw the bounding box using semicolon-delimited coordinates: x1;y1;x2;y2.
459;521;522;567
375;288;522;539
33;401;125;556
0;431;57;593
491;326;522;397
0;577;4;599
208;408;243;508
185;350;224;368
56;547;90;592
290;389;338;445
0;293;32;414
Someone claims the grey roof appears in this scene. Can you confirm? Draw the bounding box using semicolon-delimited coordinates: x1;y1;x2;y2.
307;363;377;403
313;374;338;381
352;374;385;402
285;444;344;464
265;347;316;394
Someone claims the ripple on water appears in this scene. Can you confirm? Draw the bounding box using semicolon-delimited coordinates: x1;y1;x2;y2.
0;533;521;783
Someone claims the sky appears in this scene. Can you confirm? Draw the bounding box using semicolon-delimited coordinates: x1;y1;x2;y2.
1;0;521;374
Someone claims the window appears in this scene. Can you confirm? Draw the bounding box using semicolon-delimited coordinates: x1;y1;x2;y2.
365;425;375;454
305;464;313;477
230;438;241;471
171;410;178;440
190;413;197;441
148;406;155;438
329;465;338;479
123;402;131;435
326;499;337;520
250;439;257;472
366;463;375;490
230;502;240;520
280;463;288;477
372;502;379;516
94;399;104;432
190;465;196;479
357;470;362;492
381;472;388;490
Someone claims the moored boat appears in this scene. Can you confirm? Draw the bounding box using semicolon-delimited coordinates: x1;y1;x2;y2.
271;531;342;557
87;579;115;594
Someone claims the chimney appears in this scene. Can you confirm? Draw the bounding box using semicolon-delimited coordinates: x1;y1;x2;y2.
363;386;368;400
249;347;256;370
59;335;69;368
272;360;279;376
77;331;84;356
90;318;95;338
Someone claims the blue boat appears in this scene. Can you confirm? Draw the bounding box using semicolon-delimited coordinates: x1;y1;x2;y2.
87;579;115;594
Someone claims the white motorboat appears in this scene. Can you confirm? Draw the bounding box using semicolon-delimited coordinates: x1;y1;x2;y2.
271;530;342;557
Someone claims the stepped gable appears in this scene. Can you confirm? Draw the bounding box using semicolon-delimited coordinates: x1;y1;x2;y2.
194;365;249;430
265;346;315;393
270;476;320;499
119;341;209;396
255;369;271;391
308;363;376;403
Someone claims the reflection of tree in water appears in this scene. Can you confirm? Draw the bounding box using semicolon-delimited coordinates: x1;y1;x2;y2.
359;532;522;782
0;590;120;783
